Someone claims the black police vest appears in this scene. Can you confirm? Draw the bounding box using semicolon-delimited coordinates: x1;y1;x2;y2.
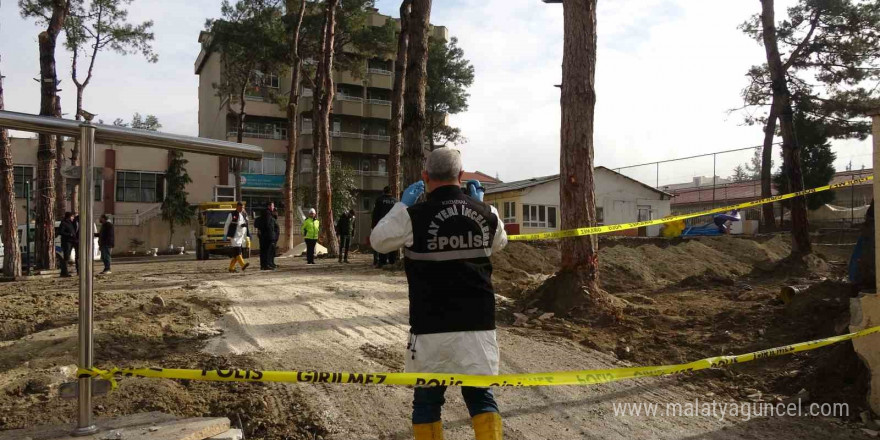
404;185;499;335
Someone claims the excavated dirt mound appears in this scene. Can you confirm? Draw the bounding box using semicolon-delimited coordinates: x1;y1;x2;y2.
495;235;874;418
492;235;792;296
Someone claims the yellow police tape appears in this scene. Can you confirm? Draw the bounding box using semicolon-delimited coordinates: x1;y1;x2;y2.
508;176;874;241
79;325;880;389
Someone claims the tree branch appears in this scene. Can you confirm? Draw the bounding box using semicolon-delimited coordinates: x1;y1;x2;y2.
783;8;821;71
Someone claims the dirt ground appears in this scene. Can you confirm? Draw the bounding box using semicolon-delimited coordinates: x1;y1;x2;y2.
0;235;877;439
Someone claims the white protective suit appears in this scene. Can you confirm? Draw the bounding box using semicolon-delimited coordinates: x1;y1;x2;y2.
224;211;249;247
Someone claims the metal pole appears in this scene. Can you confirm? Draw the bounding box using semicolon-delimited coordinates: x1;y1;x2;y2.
656;162;659;188
712;153;717;208
25;180;31;276
852;175;855;227
73;122;97;436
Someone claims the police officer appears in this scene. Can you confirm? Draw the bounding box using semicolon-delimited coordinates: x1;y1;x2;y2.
302;208;320;264
371;186;398;267
371;148;507;440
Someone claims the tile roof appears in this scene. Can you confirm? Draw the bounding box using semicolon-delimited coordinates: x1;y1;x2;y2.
484;166;672;197
462;171;502;184
670;169;873;206
484;174;559;194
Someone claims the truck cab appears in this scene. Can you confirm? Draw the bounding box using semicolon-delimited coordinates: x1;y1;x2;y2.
195;202;251;260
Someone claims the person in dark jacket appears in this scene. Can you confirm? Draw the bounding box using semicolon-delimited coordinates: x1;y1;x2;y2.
371;186;398;267
257;202;280;270
95;214;114;275
59;212;77;278
371;148;507;439
336;209;355;263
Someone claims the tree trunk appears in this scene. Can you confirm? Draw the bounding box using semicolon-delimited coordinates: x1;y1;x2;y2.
389;0;410;198
234;90;246;203
283;0;307;252
760;99;778;231
69;85;85;216
401;0;431;187
316;0;339;256
311;82;320;208
0;59;21;278
760;0;810;254
35;1;67;271
533;0;621;322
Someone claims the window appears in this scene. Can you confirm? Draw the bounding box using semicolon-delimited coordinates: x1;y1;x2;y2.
596;206;604;225
368;58;390;71
215;186;235;202
301;153;313;172
252;71;279;89
238;121;287;140
637;205;653;222
116;171;164;203
332;119;342;133
361;159;371;172
522;204;558;229
244;153;287;175
13;166;34;199
362;197;371;210
502;201;516;224
377;159;386;174
302;117;312;132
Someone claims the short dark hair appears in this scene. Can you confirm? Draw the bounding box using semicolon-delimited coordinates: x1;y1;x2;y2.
236;202;243;206
383;186;391;194
64;211;72;218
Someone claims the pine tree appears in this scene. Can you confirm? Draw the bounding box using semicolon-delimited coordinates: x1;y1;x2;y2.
425;36;474;149
64;0;157;212
161;151;195;245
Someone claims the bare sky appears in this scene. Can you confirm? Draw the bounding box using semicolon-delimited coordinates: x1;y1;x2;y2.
1;0;872;186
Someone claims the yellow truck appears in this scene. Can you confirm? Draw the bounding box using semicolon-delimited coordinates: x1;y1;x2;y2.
195;202;251;260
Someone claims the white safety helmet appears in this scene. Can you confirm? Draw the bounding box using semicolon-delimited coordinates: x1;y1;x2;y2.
308;208;317;215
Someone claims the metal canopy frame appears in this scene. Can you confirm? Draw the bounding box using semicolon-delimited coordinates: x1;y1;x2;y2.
0;110;262;436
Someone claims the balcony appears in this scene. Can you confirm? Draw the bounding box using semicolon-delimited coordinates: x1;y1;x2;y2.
226;133;289;153
333;97;363;117
294;129;374;154
237;96;285;118
297;170;389;192
364;100;391;119
366;71;393;89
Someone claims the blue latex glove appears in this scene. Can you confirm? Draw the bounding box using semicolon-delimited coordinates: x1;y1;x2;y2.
466;179;485;201
401;181;425;207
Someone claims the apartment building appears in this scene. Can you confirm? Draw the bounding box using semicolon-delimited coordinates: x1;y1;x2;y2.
5;9;448;250
194;9;448;242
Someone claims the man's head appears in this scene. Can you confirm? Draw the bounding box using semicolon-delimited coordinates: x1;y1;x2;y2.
268;202;275;212
308;208;317;218
422;148;463;192
64;211;73;221
383;186;391;195
100;214;108;223
348;209;355;217
236;202;244;213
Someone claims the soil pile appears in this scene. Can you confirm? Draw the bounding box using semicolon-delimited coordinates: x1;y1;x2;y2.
492;235;792;296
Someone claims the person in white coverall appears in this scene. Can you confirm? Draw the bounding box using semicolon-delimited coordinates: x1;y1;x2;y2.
371;148;508;440
224;202;251;273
